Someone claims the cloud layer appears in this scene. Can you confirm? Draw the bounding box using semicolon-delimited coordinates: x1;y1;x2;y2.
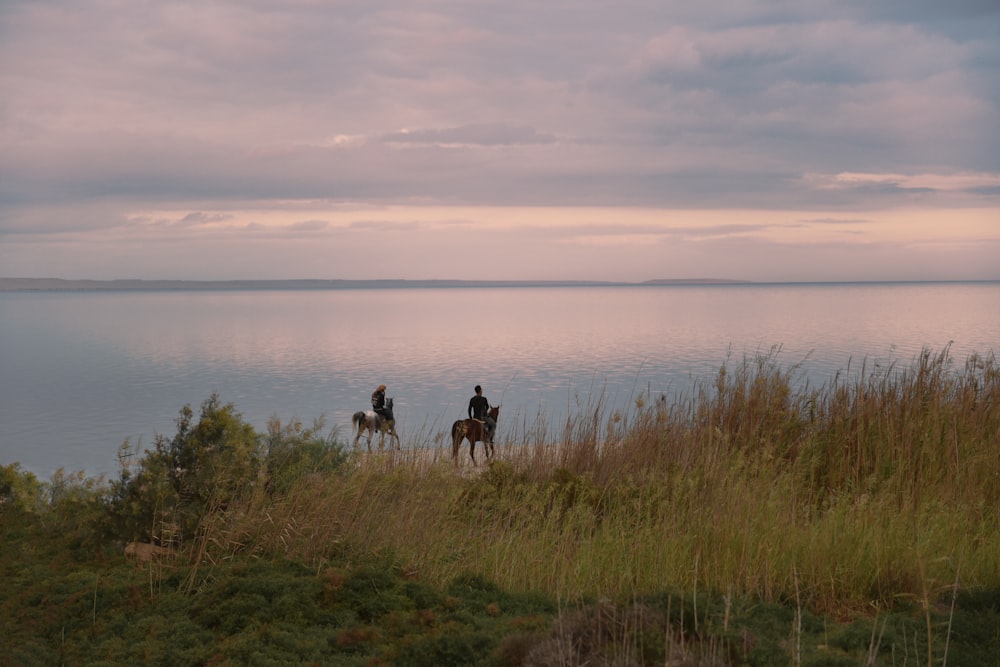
2;0;998;280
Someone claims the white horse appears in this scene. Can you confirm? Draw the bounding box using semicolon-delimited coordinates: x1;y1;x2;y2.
352;397;400;451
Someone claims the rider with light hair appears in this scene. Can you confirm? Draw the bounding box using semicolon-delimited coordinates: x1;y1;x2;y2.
372;384;390;419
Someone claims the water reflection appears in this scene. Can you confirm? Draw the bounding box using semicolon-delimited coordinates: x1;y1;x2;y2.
1;283;997;477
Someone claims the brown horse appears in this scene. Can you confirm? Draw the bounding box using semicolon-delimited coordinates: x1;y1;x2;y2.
451;405;500;464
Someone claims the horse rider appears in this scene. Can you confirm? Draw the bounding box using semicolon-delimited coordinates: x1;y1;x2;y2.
468;385;496;441
371;384;391;419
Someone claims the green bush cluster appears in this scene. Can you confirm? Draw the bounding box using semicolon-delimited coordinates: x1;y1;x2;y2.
104;394;347;548
0;463;43;512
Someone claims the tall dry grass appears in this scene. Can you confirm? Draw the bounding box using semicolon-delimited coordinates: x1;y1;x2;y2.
211;347;999;615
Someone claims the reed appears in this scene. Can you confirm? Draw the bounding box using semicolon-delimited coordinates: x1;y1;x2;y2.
211;347;999;616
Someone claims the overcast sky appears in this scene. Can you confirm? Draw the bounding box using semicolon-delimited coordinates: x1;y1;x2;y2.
2;1;998;282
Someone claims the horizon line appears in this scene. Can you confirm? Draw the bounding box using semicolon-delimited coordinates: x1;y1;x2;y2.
2;277;999;292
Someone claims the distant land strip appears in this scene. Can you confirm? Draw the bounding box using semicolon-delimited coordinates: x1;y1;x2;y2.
0;277;752;291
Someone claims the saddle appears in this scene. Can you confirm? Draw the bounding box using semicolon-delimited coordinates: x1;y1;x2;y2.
472;417;494;441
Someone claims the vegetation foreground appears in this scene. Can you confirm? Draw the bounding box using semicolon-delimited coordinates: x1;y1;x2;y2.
2;347;999;665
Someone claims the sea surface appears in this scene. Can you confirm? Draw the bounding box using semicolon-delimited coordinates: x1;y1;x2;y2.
1;282;997;478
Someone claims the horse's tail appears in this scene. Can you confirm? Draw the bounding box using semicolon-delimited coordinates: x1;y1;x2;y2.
351;411;365;433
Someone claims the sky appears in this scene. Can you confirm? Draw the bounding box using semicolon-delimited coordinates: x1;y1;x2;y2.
1;1;998;283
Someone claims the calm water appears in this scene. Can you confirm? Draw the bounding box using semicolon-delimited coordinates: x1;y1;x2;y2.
1;283;997;478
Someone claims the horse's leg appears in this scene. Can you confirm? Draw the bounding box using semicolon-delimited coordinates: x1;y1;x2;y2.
468;423;479;464
484;421;495;459
451;421;466;462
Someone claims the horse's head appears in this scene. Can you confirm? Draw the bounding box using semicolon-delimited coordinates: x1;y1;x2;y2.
488;404;500;421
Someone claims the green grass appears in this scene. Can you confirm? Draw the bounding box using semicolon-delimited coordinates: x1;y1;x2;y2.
1;346;998;665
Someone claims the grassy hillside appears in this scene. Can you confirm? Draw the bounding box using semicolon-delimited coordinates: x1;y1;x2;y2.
2;347;998;665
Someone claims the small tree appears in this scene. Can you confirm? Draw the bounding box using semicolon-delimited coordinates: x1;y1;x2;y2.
0;463;43;512
108;395;261;545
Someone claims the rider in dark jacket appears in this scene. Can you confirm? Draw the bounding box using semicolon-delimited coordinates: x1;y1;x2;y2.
468;385;495;441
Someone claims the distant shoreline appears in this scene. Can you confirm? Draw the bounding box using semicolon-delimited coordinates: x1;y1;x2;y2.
1;277;996;292
0;277;751;292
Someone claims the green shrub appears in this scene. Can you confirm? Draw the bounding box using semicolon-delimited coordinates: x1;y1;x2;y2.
105;395;346;550
0;462;43;512
262;414;348;495
106;395;261;545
